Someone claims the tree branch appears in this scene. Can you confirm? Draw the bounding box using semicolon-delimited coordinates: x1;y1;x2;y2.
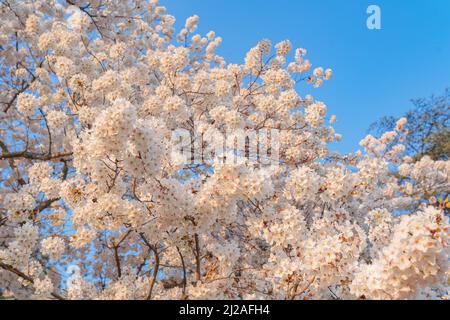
0;151;72;161
139;233;160;300
176;246;187;296
0;262;65;300
194;233;201;282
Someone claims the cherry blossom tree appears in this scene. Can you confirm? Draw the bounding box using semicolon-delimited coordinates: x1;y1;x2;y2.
370;88;450;162
0;0;449;300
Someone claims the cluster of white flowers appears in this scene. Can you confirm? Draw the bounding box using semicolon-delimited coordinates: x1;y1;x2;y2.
0;0;448;301
275;40;292;57
33;276;54;297
17;93;39;116
0;222;39;271
41;237;66;261
352;207;449;299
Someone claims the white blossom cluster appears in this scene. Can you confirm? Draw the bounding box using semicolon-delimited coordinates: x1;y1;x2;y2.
0;0;448;300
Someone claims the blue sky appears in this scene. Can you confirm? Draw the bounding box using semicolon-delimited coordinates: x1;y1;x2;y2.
162;0;450;154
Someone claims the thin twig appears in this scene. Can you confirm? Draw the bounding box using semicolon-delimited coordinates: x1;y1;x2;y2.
194;233;201;282
176;246;187;296
139;233;160;300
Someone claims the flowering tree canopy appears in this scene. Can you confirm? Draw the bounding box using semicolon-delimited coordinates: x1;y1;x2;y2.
370;88;450;162
0;0;449;300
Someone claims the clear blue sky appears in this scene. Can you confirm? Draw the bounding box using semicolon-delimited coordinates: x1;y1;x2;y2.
162;0;450;153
